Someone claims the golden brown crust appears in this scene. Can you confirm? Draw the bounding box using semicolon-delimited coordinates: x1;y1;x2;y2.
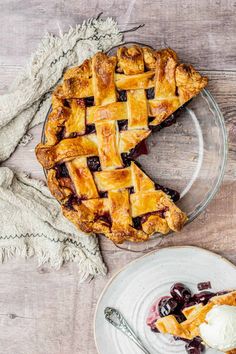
96;120;123;170
64;99;86;137
142;47;157;70
142;214;170;235
117;45;144;75
92;52;117;105
35;135;98;169
63;59;93;98
176;64;208;103
66;157;99;199
115;71;155;90
155;48;178;98
131;162;155;192
94;168;132;192
119;129;151;152
35;44;207;243
127;89;148;130
45;106;71;145
47;169;73;202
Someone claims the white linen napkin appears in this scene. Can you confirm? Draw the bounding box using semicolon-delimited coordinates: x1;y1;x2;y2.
0;17;123;280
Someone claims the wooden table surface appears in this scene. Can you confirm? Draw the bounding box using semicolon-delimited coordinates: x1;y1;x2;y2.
1;1;236;353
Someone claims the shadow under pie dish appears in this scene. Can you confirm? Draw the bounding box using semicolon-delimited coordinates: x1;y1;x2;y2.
35;44;209;244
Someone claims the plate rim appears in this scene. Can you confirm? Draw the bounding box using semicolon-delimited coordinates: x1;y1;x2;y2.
93;245;236;354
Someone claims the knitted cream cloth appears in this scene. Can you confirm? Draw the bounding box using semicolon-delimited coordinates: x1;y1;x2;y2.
0;17;123;280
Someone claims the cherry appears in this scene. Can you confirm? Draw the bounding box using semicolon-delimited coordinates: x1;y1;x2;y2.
185;338;205;354
192;291;215;305
170;283;192;303
158;297;178;317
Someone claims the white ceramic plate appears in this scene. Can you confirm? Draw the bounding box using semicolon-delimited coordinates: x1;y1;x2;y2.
94;246;236;354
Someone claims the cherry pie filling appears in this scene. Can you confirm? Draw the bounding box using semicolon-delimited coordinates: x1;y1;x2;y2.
147;282;230;354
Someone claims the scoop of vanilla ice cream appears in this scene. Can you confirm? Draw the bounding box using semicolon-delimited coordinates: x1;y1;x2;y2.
199;305;236;352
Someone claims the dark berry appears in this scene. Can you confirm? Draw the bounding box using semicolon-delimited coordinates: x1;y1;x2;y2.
158;297;178;317
95;214;111;225
216;290;228;296
185;338;205;354
192;291;215;305
183;301;197;308
117;90;127;102
197;281;212;291
146;87;155;99
118;119;128;131
130;140;148;159
121;153;132;167
155;183;180;202
132;217;142;230
55;163;69;178
175;313;186;323
99;191;108;198
151;326;159;333
161;114;177;128
129;187;135;194
63;99;70;108
87;156;101;172
84;96;94;107
85;124;96;134
170;283;192;304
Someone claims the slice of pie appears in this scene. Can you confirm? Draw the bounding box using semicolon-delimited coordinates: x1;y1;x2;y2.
148;282;236;353
35;45;208;243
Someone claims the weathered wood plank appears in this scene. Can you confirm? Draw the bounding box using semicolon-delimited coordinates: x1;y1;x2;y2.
0;0;236;70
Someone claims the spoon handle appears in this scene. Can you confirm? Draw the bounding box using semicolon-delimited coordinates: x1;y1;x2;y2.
104;307;151;354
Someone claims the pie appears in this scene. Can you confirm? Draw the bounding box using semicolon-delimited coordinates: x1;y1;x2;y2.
147;282;236;353
35;45;208;243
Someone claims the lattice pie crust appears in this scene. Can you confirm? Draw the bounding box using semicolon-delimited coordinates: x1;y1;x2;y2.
36;45;208;243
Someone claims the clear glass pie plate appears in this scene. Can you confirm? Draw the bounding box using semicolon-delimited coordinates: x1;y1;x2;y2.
42;43;227;251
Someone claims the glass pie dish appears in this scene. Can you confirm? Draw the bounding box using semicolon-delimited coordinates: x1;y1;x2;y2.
41;42;227;249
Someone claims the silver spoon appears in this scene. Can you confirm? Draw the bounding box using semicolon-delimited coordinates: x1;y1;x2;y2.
104;307;151;354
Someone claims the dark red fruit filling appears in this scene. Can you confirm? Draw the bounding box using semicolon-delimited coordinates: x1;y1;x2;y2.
129;140;149;159
63;99;71;108
158;297;179;317
185;338;205;354
191;291;215;305
170;283;191;304
197;281;212;291
149;114;177;132
148;100;191;132
141;209;168;223
64;195;81;210
129;187;135;194
87;156;101;172
155;183;180;202
146;87;155;100
94;213;112;226
117;90;127;102
55;163;69;178
132;217;142;230
121;153;132;167
85;124;96;134
84;96;94;107
99;191;108;198
118;119;128;131
56;127;65;140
